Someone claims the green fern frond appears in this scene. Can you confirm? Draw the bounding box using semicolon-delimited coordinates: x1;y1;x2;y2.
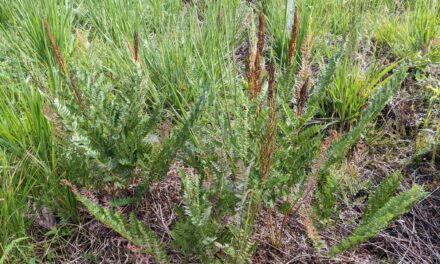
363;171;402;222
180;170;212;227
329;185;427;256
315;170;338;220
72;190;169;263
133;92;206;203
0;237;28;264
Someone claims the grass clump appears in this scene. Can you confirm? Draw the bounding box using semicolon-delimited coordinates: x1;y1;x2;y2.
321;53;398;128
373;0;440;65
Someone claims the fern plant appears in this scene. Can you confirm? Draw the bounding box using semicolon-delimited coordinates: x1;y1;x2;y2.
52;58;204;195
63;4;426;263
53;66;158;188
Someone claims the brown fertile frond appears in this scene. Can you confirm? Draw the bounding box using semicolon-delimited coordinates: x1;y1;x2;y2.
288;7;299;66
300;131;336;245
61;179;100;205
247;14;264;99
302;130;338;207
247;49;257;99
60;179;79;195
80;187;99;204
294;32;315;116
303;213;318;242
134;31;139;62
43;18;83;110
254;13;265;96
301;33;315;64
247;13;265;99
256;13;265;61
276;130;337;246
260;63;277;184
268;62;276;104
296;77;309;116
43;19;68;76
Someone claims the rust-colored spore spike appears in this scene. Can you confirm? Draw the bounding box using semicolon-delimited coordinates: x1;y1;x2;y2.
247;43;256;99
299;131;338;243
43;19;68;76
268;62;276;103
134;31;139;62
303;213;317;242
296;77;309;116
256;14;265;60
60;179;79;195
254;13;265;96
276;129;337;246
247;13;265;100
302;130;338;207
293;32;314;116
288;7;299;66
43;18;83;109
260;63;277;184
